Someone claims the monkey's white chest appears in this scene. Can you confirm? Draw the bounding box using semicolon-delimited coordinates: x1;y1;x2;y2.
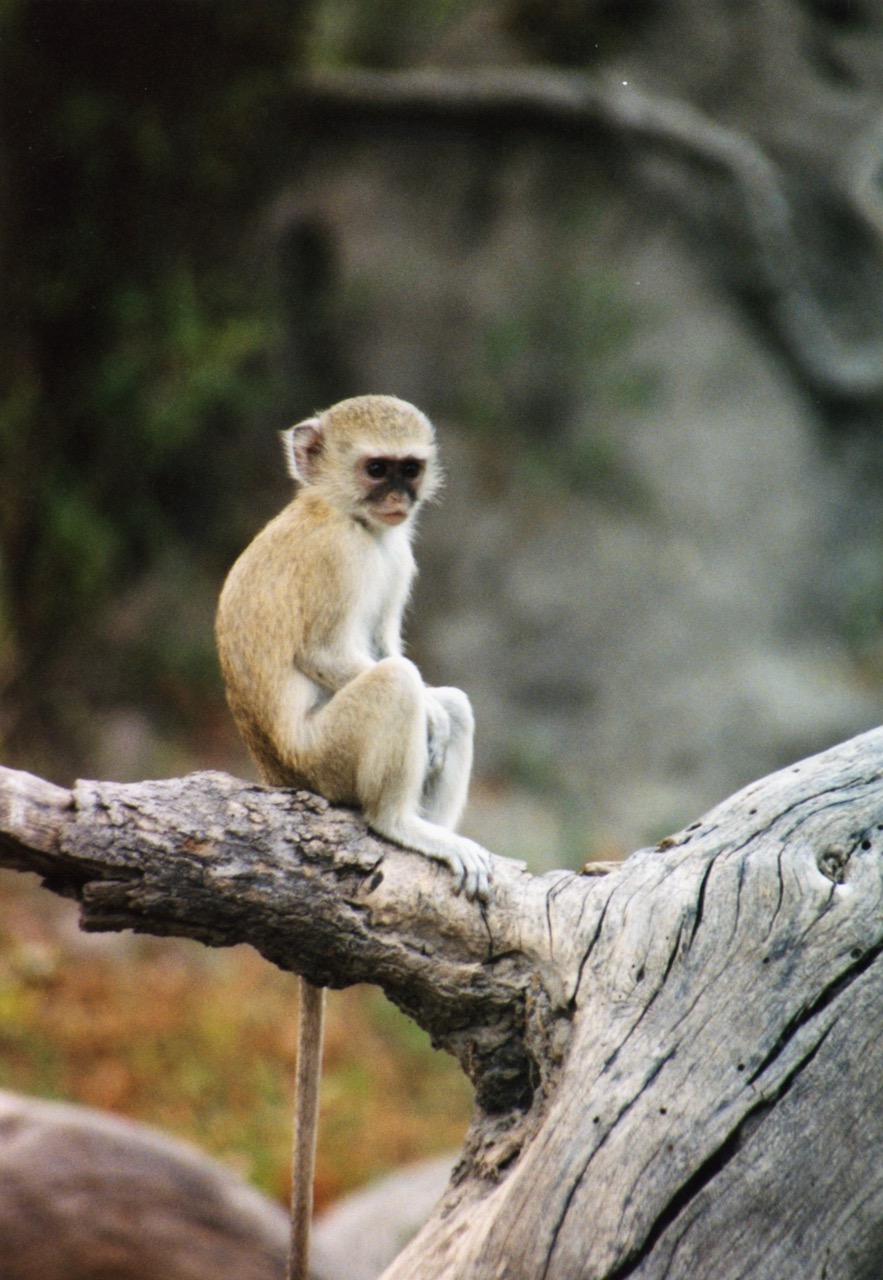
354;528;415;659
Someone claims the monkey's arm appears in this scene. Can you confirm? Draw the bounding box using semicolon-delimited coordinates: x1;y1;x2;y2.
295;599;409;692
289;526;402;691
293;645;376;695
372;623;403;662
290;581;379;694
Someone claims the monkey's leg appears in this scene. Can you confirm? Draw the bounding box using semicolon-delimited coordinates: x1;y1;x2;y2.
288;978;325;1280
307;659;492;901
301;657;428;809
421;686;474;830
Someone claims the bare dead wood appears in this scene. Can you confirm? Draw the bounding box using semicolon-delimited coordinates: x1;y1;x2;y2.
286;68;883;401
2;726;883;1279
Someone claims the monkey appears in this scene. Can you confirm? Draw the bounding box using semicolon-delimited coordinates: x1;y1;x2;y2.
215;394;492;1280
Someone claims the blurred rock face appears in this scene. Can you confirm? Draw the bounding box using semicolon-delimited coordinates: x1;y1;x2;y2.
0;1089;450;1280
0;1090;288;1280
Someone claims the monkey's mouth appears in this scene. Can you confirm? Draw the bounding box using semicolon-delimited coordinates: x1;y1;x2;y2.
374;507;411;525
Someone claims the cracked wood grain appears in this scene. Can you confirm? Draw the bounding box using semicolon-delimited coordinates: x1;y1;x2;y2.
3;727;883;1279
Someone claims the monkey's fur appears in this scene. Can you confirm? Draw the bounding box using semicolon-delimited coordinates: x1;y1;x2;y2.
216;393;491;900
215;394;492;1280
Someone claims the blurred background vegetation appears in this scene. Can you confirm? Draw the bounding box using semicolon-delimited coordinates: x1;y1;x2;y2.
3;0;883;1213
0;0;484;1208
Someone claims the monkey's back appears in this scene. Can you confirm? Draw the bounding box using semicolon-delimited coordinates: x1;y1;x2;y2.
215;491;409;789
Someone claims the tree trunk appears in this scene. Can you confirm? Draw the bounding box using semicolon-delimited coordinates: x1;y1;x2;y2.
2;728;883;1279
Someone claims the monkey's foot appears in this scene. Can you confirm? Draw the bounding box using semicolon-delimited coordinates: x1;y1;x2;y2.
432;836;493;904
369;816;494;904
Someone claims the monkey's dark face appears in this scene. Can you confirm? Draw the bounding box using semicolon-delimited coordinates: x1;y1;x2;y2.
358;454;427;526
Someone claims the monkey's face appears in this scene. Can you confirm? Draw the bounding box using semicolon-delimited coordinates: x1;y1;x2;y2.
357;454;427;527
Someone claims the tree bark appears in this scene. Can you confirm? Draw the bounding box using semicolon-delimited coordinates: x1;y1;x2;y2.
2;727;883;1279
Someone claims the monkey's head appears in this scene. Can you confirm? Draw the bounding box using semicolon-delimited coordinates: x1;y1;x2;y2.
280;395;442;529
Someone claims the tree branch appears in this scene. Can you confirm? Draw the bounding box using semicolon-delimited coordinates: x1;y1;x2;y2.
3;727;883;1278
0;766;559;1113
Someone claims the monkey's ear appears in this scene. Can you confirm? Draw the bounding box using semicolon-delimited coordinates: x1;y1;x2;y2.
280;417;323;485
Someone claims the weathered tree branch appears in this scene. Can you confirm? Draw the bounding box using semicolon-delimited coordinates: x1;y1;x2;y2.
0;767;555;1114
287;68;883;401
3;726;883;1278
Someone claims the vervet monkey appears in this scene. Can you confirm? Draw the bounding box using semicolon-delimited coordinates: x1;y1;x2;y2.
215;394;492;1280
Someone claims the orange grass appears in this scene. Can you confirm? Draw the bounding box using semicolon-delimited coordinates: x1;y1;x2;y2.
0;870;472;1209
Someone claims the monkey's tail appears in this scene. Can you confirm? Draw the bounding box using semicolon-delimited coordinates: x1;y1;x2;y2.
288;978;326;1280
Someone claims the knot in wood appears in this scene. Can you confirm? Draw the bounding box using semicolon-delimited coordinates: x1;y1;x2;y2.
818;845;849;884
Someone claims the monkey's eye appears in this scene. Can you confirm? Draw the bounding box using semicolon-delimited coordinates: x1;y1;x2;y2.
365;459;389;480
400;459;424;481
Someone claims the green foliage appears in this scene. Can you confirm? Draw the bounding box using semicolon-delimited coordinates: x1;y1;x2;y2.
0;1;299;728
98;272;277;460
306;0;475;68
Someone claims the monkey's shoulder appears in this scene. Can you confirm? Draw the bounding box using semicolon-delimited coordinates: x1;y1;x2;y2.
228;494;412;594
236;496;344;564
